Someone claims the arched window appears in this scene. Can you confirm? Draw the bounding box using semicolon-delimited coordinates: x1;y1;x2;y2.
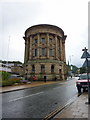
51;65;54;73
41;65;45;73
32;65;35;73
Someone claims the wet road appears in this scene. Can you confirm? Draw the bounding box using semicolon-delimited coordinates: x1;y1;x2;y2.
2;77;78;118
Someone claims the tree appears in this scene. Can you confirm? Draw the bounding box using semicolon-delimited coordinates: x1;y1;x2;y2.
79;67;86;74
71;65;78;74
2;71;10;81
67;64;79;76
80;66;90;74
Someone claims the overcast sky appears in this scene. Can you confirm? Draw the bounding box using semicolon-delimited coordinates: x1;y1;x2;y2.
0;0;89;67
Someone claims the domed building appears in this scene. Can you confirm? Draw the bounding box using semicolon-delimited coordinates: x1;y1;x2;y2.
23;24;67;81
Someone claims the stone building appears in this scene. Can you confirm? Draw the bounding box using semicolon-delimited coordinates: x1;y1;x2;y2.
23;24;67;80
11;64;24;75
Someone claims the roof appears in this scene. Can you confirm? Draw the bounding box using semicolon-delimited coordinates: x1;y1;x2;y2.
25;24;64;36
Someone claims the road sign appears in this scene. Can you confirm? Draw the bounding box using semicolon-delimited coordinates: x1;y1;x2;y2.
81;50;90;59
83;60;90;67
81;47;90;104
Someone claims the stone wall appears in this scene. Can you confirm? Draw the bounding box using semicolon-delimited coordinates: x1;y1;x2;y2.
23;24;67;81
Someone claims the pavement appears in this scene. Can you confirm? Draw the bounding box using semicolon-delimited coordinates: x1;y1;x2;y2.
0;81;61;93
0;77;72;93
0;79;90;119
54;93;89;119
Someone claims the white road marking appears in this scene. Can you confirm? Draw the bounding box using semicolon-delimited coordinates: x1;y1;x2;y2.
8;92;44;102
58;83;65;84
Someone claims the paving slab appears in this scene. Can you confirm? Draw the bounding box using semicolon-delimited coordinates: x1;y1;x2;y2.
54;93;89;119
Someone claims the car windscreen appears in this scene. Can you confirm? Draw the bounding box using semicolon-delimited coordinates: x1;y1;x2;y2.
79;74;90;80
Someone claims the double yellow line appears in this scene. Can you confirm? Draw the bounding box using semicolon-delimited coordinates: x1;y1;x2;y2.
42;105;66;120
42;95;77;120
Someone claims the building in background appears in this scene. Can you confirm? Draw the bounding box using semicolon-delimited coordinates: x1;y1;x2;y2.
23;24;67;80
11;64;24;75
0;61;24;76
0;63;12;72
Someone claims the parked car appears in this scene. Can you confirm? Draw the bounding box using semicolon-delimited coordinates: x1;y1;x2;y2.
20;79;28;83
10;74;23;79
76;73;90;93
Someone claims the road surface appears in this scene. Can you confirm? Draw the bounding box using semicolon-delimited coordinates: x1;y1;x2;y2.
2;77;78;118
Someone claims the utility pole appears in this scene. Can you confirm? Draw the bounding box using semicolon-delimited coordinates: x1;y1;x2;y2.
81;47;90;104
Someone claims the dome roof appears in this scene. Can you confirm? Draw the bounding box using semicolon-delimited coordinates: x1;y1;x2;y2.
25;24;65;36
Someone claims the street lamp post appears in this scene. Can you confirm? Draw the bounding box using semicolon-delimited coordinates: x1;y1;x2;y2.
69;55;73;77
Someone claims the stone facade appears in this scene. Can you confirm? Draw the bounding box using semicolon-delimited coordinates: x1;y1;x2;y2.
23;24;67;81
11;64;24;75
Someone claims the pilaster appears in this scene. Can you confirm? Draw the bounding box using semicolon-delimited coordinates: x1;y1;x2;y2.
63;42;66;62
29;36;32;60
55;35;58;59
26;39;29;62
46;33;49;58
37;34;40;58
62;35;67;62
60;38;63;61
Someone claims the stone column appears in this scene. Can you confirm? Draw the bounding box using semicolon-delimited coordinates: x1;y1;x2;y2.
26;39;29;62
29;36;32;60
58;37;61;60
60;38;63;61
46;33;49;58
55;35;58;59
63;41;66;62
37;34;40;58
62;36;67;62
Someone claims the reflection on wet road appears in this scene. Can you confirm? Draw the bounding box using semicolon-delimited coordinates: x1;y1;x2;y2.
2;77;78;118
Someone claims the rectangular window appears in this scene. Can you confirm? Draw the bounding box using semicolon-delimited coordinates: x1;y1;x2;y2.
49;49;52;56
49;38;52;43
34;39;38;44
42;48;45;56
41;38;46;43
35;49;37;56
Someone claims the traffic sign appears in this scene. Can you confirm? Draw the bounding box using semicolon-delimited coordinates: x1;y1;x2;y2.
82;60;90;67
81;47;90;104
81;51;90;59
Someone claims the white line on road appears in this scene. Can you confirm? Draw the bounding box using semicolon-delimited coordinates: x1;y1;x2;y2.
58;83;65;85
8;92;44;102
